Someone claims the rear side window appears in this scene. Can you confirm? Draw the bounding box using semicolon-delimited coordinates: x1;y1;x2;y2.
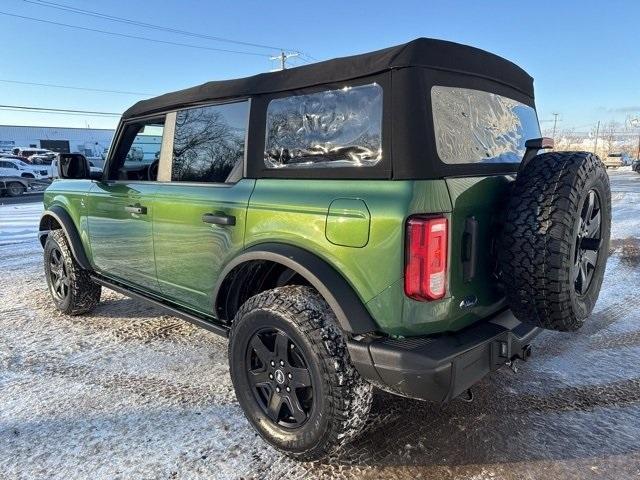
172;101;249;183
431;86;540;164
264;83;382;169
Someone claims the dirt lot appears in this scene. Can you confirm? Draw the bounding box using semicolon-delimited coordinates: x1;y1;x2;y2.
1;169;639;479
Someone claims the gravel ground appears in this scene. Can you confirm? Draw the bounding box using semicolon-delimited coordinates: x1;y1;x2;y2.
1;169;639;479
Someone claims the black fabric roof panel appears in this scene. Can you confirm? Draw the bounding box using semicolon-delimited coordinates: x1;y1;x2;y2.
123;38;533;119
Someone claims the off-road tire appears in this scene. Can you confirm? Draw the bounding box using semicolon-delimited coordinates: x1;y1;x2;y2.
6;182;25;197
499;151;611;331
228;285;373;461
44;229;101;315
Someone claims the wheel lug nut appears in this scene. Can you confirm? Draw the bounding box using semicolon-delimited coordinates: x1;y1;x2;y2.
279;360;285;366
276;386;280;393
270;361;275;367
269;374;273;380
286;386;290;392
287;373;292;379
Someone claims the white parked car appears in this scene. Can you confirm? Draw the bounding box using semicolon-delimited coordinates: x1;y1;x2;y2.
12;147;54;160
604;153;631;168
0;158;48;179
28;152;58;165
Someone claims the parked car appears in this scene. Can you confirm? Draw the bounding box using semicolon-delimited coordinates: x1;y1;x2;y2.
38;38;611;461
28;152;58;165
12;147;54;160
633;159;640;173
603;152;630;168
0;176;30;197
0;158;48;179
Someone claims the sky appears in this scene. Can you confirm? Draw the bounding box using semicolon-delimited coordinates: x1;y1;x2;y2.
0;0;638;135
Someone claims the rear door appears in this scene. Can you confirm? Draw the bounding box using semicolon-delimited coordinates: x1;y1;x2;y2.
87;118;166;292
0;160;16;177
152;101;254;315
430;86;542;316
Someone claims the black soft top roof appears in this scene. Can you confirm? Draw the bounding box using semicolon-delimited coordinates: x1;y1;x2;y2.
123;37;533;119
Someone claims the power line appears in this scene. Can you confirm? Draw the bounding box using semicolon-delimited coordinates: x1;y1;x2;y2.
0;105;121;116
0;11;271;57
0;79;152;96
22;0;294;53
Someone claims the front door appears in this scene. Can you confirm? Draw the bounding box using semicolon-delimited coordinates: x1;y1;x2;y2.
152;100;253;315
87;118;166;292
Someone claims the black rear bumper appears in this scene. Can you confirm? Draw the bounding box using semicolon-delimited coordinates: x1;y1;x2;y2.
347;309;540;403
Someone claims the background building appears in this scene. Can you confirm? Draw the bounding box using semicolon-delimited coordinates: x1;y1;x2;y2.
0;124;115;158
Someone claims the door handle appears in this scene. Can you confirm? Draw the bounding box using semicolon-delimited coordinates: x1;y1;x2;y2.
125;205;147;215
202;213;236;226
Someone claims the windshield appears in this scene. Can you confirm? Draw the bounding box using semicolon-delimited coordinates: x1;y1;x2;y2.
431;86;540;164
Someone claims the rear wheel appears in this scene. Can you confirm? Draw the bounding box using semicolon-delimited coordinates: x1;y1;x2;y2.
44;230;101;315
499;151;611;331
6;182;25;197
228;286;372;461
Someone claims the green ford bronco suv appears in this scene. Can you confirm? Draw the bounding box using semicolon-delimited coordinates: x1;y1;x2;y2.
39;38;611;460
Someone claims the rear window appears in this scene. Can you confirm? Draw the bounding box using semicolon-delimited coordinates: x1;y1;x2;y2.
431;86;540;164
264;83;382;169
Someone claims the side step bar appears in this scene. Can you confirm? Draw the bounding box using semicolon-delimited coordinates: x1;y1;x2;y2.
90;275;230;338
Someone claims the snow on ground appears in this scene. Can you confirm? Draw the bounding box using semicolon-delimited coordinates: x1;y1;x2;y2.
0;201;42;246
0;170;639;480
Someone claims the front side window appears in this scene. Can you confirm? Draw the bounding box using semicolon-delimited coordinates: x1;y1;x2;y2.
108;120;164;181
172;101;249;183
431;86;540;164
264;83;383;169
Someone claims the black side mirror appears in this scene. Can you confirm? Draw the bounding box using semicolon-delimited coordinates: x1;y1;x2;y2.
58;153;90;179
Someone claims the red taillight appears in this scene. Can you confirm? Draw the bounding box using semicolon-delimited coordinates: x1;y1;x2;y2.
404;215;448;301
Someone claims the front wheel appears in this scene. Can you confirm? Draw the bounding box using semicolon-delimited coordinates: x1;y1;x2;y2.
228;286;373;461
44;230;101;315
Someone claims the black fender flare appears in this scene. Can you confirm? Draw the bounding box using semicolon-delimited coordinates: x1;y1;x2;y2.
39;205;92;271
213;243;379;335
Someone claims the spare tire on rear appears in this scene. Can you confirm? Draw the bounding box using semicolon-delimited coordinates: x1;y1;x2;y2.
499;151;611;332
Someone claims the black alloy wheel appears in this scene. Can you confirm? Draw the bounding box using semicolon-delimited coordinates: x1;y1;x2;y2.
245;328;313;428
574;189;602;296
48;245;70;301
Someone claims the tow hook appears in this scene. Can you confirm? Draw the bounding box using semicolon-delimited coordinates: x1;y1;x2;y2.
521;344;533;361
459;388;474;403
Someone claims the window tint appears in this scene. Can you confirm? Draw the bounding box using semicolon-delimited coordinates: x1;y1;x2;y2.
264;83;383;169
172;101;249;183
431;86;540;164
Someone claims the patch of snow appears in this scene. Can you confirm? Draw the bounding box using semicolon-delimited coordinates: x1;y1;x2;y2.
0;202;43;247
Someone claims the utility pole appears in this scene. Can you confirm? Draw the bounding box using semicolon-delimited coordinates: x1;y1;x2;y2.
552;113;559;141
593;120;600;156
270;51;299;70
